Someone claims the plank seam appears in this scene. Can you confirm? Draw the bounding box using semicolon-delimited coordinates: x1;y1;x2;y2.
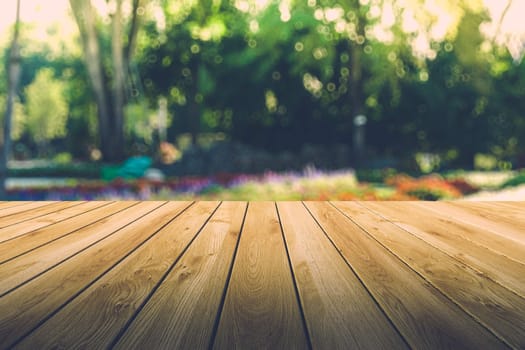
107;201;223;350
275;202;313;350
0;201;118;262
0;201;33;212
302;201;413;350
413;202;525;266
356;201;525;300
0;201;108;244
350;202;515;349
0;202;58;219
207;202;249;350
0;201;163;298
0;202;82;229
7;201;195;349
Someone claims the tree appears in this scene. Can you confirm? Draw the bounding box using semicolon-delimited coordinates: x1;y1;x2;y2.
0;96;25;141
0;0;22;199
137;0;231;146
24;68;69;155
135;0;521;168
69;0;145;161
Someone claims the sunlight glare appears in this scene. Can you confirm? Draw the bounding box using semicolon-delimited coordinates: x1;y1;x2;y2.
0;0;523;61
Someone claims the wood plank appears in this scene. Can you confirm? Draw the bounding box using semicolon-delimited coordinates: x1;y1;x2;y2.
277;202;408;349
0;201;192;348
445;201;525;244
0;201;102;244
0;202;81;231
0;201;161;296
213;202;309;349
485;201;525;209
0;201;133;264
114;202;247;349
0;201;30;211
0;201;65;225
334;201;525;349
305;202;507;349
411;202;525;264
13;201;219;349
363;202;525;297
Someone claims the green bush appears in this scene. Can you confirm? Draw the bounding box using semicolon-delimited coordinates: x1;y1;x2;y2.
356;168;397;183
500;171;525;188
405;188;445;201
53;152;73;164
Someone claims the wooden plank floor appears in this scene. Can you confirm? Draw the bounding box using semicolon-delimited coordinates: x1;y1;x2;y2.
0;201;523;349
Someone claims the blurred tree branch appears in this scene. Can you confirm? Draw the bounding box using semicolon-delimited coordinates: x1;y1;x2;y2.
494;0;512;43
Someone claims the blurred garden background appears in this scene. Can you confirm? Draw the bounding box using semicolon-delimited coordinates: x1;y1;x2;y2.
0;0;524;201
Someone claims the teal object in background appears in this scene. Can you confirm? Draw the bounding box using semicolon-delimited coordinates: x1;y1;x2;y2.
101;157;152;181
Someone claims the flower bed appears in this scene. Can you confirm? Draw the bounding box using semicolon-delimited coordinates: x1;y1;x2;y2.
385;173;478;200
5;169;479;201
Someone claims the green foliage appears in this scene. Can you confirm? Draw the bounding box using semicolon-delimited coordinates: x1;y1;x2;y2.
24;68;68;144
124;102;171;144
405;188;444;201
356;168;397;183
500;171;525;189
53;152;73;164
0;95;26;140
1;0;523;168
474;153;498;170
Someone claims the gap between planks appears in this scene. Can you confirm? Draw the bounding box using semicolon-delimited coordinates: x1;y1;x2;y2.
1;201;521;350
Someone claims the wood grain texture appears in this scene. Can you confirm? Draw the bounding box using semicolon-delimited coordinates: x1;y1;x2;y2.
0;201;191;349
114;201;246;349
0;202;78;234
335;201;525;349
0;201;522;350
0;201;107;251
0;201;159;296
213;202;309;349
14;201;218;350
411;201;525;265
444;201;525;245
485;201;525;209
363;201;525;297
0;201;53;219
306;202;507;350
0;201;30;211
0;201;131;264
277;202;407;349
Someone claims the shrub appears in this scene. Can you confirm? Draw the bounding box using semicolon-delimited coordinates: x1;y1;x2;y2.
356;168;397;183
445;178;479;195
387;173;463;200
500;172;525;188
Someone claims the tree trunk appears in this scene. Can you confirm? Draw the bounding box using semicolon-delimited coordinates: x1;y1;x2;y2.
349;42;364;118
111;0;125;160
348;4;366;166
188;64;202;146
70;0;146;162
125;0;143;64
0;0;22;200
70;0;124;161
